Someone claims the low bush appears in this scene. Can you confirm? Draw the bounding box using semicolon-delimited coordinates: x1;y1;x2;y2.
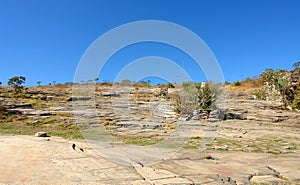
232;81;241;86
175;82;220;114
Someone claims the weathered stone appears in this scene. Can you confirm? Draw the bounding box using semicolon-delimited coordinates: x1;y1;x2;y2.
0;84;300;184
179;114;193;121
67;96;92;101
2;101;33;109
208;109;225;122
224;111;247;120
7;109;23;115
27;91;47;95
35;132;48;137
250;175;289;185
101;92;119;97
191;110;210;120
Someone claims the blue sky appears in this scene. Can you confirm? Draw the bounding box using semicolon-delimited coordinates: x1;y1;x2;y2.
0;0;299;86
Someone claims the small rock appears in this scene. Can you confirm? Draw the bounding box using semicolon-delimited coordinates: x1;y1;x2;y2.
35;132;48;137
205;155;215;160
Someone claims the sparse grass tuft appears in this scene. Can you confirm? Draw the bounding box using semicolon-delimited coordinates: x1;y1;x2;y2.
184;136;202;149
208;137;299;153
114;134;164;146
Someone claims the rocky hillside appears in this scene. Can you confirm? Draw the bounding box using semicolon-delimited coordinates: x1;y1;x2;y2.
0;84;299;184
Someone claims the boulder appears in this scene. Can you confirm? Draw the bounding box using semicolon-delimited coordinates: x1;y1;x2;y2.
224;110;247;120
35;132;48;137
208;109;225;122
191;110;210;120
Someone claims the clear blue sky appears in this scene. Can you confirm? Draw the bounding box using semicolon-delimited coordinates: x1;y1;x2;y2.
0;0;299;86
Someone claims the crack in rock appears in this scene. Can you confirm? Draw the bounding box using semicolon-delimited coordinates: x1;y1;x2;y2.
267;166;282;179
132;166;146;181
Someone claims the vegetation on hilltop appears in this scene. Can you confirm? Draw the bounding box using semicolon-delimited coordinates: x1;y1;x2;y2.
255;62;299;110
229;61;300;111
8;76;26;95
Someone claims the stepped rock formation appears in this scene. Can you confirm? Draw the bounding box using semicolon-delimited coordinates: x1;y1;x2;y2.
0;85;299;184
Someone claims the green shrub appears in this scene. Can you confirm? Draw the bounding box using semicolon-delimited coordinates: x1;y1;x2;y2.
196;82;218;110
259;66;300;110
253;89;267;100
175;82;219;114
292;88;300;110
233;81;241;86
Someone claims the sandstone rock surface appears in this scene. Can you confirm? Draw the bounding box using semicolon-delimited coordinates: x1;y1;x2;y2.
0;85;299;184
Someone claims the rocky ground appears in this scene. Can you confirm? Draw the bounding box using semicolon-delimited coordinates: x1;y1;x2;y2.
0;85;299;185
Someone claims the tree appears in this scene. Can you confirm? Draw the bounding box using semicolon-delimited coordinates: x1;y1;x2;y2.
64;82;73;86
293;61;300;69
94;77;99;83
37;81;42;86
8;76;26;94
260;68;275;82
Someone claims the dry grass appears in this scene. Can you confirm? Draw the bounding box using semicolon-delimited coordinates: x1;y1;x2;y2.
226;78;263;94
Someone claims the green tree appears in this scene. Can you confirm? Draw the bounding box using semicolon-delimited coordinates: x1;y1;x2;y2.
37;81;42;86
293;61;300;69
260;68;275;82
8;76;26;94
232;80;241;86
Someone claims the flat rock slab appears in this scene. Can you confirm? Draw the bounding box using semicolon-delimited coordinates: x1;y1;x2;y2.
250;175;289;185
0;135;143;185
1;135;299;185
